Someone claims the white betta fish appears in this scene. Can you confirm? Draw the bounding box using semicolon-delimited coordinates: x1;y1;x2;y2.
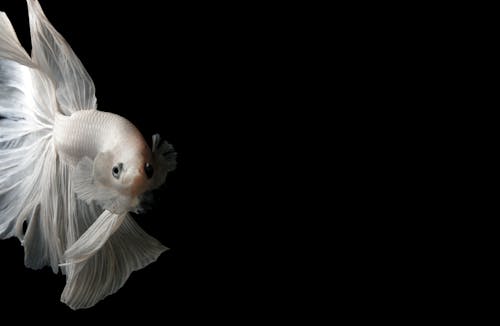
0;0;176;309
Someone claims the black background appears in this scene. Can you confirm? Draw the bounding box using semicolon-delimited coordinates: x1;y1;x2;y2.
0;0;248;321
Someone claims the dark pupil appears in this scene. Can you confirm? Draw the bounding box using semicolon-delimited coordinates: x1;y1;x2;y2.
112;164;122;179
144;163;154;179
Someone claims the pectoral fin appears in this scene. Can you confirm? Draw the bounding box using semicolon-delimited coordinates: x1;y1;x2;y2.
150;134;177;190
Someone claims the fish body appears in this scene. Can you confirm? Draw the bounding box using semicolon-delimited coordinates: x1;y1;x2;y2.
54;110;149;168
0;0;176;309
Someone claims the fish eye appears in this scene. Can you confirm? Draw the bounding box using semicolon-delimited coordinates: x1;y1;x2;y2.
144;163;154;179
112;163;123;179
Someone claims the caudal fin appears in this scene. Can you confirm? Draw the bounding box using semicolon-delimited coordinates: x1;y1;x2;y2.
0;10;56;241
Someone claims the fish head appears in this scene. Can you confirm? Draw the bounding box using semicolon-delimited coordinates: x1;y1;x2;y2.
76;133;176;214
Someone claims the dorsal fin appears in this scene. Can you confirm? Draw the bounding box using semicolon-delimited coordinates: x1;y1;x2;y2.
27;0;97;114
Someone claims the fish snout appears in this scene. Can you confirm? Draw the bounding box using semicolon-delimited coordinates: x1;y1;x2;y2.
128;169;150;197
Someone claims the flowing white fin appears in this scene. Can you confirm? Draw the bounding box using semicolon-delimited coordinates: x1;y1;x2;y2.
22;150;67;272
27;0;97;114
61;212;167;310
58;186;167;309
0;9;57;242
62;210;126;265
0;12;33;67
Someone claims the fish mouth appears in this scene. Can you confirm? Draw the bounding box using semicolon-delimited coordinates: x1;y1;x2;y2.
132;190;155;214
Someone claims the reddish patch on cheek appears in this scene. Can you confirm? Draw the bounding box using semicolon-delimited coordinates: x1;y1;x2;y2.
128;174;149;198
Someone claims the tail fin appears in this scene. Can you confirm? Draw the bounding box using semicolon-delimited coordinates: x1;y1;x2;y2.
2;0;98;263
0;10;56;238
0;12;32;67
1;8;61;272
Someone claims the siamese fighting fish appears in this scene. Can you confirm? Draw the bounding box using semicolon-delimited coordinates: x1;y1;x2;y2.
0;0;177;309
